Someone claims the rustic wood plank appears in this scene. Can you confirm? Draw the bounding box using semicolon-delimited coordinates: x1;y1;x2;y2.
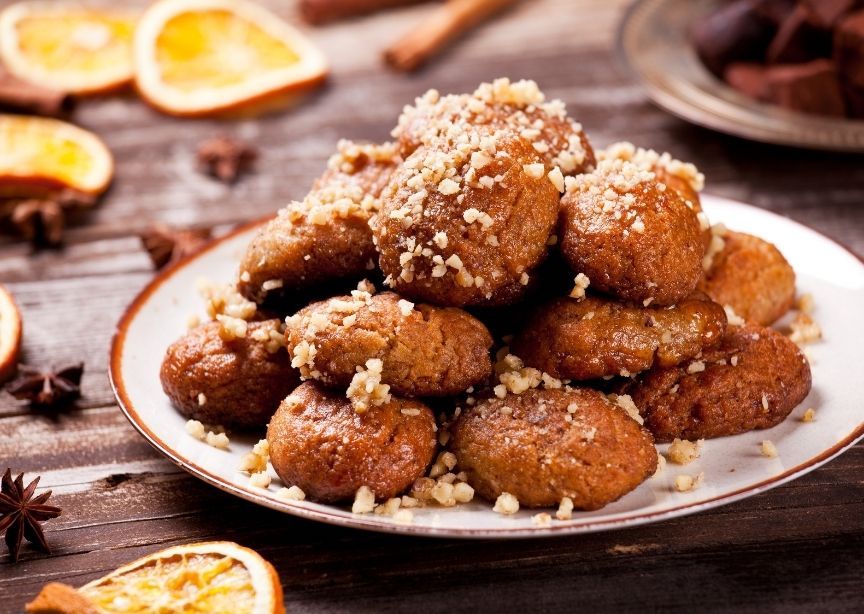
1;0;863;611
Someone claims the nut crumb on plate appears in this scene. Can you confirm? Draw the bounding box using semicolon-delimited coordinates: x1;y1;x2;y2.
760;440;779;458
674;472;704;492
493;492;520;515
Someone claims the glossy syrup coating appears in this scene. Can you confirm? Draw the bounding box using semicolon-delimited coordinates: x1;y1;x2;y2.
601;141;712;253
374;132;560;307
159;320;299;428
393;78;595;176
623;324;811;442
237;140;399;303
285;291;493;397
449;387;657;509
511;293;727;380
267;381;437;503
698;230;796;325
559;155;705;306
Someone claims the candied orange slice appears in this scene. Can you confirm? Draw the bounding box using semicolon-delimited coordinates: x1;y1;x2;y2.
0;115;113;196
0;284;22;383
0;1;136;95
134;0;328;117
26;541;284;614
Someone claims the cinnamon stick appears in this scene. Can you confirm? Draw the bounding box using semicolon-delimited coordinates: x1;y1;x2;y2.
300;0;431;24
0;74;74;117
384;0;521;71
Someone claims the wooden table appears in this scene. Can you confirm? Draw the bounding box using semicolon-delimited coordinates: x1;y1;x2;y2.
2;0;863;611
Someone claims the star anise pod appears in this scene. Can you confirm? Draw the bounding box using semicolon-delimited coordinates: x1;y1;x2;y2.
196;135;258;183
6;190;96;247
10;199;64;245
0;469;62;562
139;223;213;270
7;363;83;409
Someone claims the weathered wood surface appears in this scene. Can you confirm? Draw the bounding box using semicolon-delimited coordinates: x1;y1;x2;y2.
1;0;863;611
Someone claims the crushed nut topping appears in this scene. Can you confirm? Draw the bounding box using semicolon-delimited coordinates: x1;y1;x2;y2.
352;486;376;514
556;497;574;520
760;440;779;458
666;438;703;465
493;492;520;515
346;358;392;413
673;472;704;492
276;485;306;501
569;273;590;300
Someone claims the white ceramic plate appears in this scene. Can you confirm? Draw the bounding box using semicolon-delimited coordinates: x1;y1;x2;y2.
110;196;864;538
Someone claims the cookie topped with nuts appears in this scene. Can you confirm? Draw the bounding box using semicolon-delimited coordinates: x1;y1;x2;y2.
157;78;815;520
393;78;595;177
285;290;493;400
559;153;706;305
238;140;400;303
375;131;559;306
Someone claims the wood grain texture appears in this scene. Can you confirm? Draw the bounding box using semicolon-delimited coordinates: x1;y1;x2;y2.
1;0;863;611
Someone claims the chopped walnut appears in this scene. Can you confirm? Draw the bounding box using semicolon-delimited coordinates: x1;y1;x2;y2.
197;278;257;321
687;360;706;374
346;358;392;413
724;305;746;326
374;497;402;516
352;486;376;514
239;439;270;473
556;496;574;520
393;509;414;525
673;472;704;492
185;419;206;440
493;492;520;515
702;224;727;271
666;438;702;465
760;440;779;458
205;430;230;450
788;312;822;345
801;408;816;422
276;485;306;501
249;471;271;489
532;512;552;527
609;393;644;425
569;273;590;300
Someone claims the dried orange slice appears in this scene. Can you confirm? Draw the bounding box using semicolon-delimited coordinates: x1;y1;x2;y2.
134;0;328;117
0;114;113;196
0;1;136;95
26;541;285;614
0;284;22;384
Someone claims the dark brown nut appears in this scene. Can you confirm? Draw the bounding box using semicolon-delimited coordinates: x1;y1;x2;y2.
374;131;560;307
624;325;811;442
450;387;658;509
691;0;777;77
764;59;847;117
160;320;299;428
392;78;595;176
237;140;399;303
267;381;437;503
285;291;492;396
766;5;831;64
511;293;727;380
698;229;795;325
560;156;705;306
